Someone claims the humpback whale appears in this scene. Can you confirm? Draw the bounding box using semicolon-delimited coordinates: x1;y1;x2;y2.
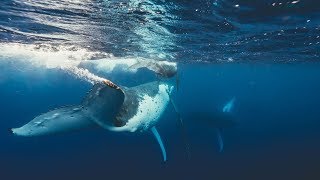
78;59;177;79
11;80;173;162
186;98;237;152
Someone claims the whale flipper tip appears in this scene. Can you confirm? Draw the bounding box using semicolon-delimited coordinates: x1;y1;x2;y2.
151;127;167;162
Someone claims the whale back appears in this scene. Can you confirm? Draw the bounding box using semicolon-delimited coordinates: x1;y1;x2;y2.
129;60;177;78
82;82;125;129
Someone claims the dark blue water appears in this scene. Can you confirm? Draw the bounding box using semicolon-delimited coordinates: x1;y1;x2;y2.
0;0;320;179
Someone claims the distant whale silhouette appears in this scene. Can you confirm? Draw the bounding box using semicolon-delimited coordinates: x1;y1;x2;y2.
185;98;237;152
11;80;173;162
222;97;235;113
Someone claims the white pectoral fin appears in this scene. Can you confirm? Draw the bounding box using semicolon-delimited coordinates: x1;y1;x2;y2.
11;106;94;137
222;97;236;113
216;128;224;152
151;127;167;162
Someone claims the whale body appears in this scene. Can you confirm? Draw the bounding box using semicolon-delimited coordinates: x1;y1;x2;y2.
185;98;237;152
78;59;177;78
11;81;173;161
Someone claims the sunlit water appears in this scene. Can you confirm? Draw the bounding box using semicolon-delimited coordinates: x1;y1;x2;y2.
0;0;320;179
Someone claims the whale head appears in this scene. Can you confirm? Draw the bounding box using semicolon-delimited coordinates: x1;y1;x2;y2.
156;61;177;78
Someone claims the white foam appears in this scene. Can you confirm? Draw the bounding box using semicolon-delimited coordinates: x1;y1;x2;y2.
0;43;113;84
0;43;111;68
0;43;176;84
65;67;106;84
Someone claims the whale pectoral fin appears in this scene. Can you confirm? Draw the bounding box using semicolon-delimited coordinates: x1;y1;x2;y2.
151;127;167;162
222;97;236;113
216;128;224;152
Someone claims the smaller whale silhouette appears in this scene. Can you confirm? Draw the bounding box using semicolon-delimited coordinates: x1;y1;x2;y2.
11;80;174;162
185;98;237;152
222;97;235;113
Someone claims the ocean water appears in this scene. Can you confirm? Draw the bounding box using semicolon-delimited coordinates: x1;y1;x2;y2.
0;0;320;179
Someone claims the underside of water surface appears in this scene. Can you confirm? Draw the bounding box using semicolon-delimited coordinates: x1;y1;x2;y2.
0;0;320;180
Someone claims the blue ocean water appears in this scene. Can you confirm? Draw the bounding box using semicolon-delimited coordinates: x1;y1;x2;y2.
0;0;320;179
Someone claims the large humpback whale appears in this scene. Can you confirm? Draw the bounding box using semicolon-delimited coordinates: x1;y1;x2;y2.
11;80;173;161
